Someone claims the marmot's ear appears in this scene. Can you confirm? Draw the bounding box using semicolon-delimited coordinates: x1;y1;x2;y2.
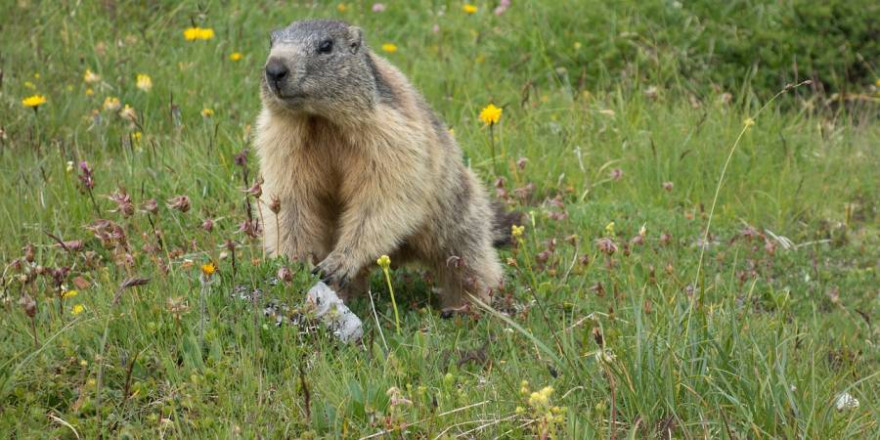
347;26;364;54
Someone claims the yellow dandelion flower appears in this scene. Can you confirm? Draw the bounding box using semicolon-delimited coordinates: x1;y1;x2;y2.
184;27;214;41
463;4;478;14
229;52;243;61
201;262;216;276
85;88;94;96
132;131;142;142
337;3;348;12
22;95;47;108
479;104;502;126
377;255;391;269
62;290;78;299
103;96;121;112
136;74;152;92
72;304;85;315
381;43;398;53
184;27;200;41
201;108;215;117
84;68;101;84
24;81;36;90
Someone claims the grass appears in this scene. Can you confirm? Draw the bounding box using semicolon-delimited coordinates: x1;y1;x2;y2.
2;1;880;438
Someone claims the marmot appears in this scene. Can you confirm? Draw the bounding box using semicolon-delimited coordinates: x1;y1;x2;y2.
254;19;515;311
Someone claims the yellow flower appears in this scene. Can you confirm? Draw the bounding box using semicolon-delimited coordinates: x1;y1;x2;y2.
136;74;153;92
381;43;398;53
22;95;47;108
337;3;348;12
34;73;41;79
229;52;243;61
511;224;525;239
479;104;502;126
132;131;142;143
72;304;85;315
85;88;94;96
103;96;121;112
184;27;215;41
62;290;78;299
743;117;755;128
24;81;36;90
604;221;615;235
377;255;391;270
875;78;880;87
574;42;582;50
463;4;478;13
84;68;101;84
201;108;215;117
201;262;216;276
66;161;75;173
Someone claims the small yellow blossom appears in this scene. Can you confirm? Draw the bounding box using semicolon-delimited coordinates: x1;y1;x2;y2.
103;96;121;112
201;262;216;276
79;359;88;367
604;221;615;235
184;27;215;41
337;3;348;12
479;104;502;126
875;78;880;87
574;42;582;50
62;290;78;299
84;68;101;84
743;117;755;128
229;52;243;61
24;81;36;90
22;95;47;108
463;4;478;13
201;108;215;117
34;73;40;79
66;161;75;173
511;224;525;239
72;304;85;315
381;43;398;53
85;88;94;96
136;74;153;92
528;386;554;407
132;131;142;143
377;255;391;269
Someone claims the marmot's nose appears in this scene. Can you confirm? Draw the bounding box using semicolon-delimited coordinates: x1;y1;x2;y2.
265;60;289;83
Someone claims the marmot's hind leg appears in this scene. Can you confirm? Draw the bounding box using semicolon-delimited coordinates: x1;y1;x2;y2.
435;242;503;312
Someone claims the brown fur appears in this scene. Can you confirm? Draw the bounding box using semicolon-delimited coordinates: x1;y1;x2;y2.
255;20;507;310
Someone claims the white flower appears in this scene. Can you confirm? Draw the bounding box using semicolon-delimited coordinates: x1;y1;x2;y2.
835;392;860;411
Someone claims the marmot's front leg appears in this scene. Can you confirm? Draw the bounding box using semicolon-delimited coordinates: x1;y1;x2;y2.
315;161;427;288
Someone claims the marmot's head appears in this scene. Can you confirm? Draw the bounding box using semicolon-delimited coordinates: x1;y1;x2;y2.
261;20;376;118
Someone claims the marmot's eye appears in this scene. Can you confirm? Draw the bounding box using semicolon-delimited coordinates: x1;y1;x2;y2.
318;39;333;54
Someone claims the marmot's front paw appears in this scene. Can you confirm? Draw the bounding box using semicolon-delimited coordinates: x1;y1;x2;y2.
313;253;355;288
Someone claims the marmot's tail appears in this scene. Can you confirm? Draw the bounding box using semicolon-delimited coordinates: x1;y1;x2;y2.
491;202;523;247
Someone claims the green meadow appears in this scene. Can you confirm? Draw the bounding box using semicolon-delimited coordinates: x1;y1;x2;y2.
2;1;879;438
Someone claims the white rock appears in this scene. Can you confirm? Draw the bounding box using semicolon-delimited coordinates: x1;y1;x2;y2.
306;282;363;343
835;392;860;411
